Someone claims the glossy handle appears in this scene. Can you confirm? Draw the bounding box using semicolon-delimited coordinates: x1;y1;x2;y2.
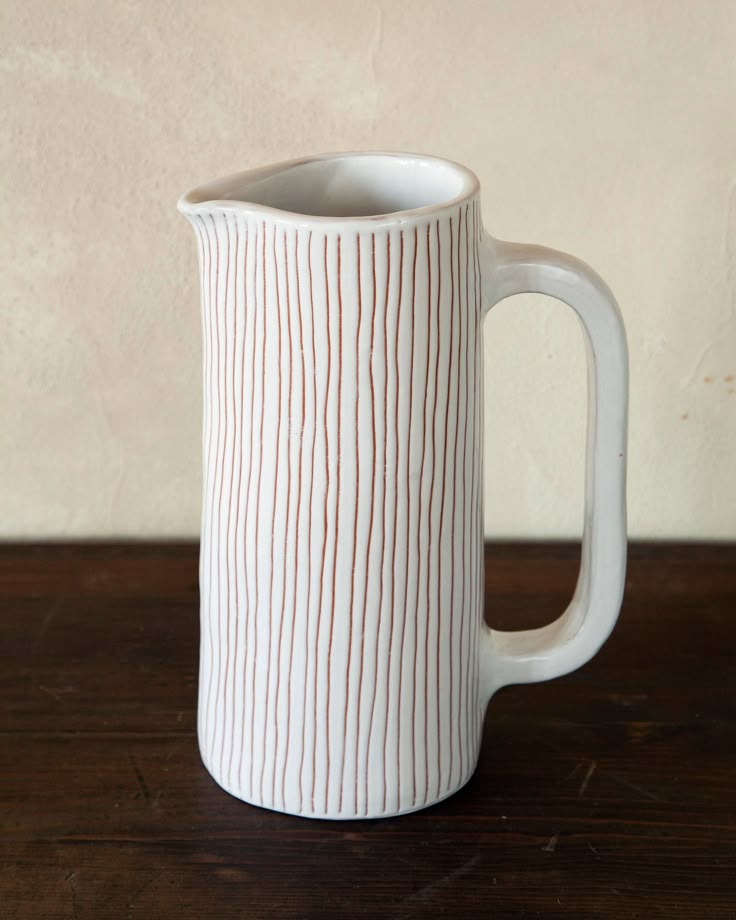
478;236;629;699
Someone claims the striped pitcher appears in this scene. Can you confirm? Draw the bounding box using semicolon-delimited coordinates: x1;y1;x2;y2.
178;152;628;819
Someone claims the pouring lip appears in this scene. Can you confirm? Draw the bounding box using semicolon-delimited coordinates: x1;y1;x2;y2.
177;151;480;227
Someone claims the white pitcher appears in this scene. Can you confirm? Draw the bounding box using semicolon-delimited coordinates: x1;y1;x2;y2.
178;152;628;819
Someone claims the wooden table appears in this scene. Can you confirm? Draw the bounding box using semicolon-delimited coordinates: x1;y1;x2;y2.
1;543;734;918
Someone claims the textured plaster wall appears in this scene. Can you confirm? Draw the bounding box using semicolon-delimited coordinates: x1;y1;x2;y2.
2;0;735;539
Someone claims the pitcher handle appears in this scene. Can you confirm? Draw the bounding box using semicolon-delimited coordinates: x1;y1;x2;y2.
478;237;629;699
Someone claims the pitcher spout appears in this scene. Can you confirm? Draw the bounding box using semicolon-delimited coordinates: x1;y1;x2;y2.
177;159;296;220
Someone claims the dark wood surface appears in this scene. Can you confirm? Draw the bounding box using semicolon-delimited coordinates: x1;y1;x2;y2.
1;542;735;918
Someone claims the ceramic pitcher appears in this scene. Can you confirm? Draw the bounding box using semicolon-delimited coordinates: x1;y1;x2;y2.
178;152;628;819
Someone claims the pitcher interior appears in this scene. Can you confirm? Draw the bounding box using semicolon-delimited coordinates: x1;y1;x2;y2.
215;154;469;219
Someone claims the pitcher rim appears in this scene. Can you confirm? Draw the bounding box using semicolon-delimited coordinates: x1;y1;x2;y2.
177;151;480;227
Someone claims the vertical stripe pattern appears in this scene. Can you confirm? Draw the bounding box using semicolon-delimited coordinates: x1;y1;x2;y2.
189;202;485;819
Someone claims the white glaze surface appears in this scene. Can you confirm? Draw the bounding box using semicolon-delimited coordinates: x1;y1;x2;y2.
180;153;628;818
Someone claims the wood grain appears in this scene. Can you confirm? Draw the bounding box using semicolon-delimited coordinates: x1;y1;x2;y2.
1;542;735;918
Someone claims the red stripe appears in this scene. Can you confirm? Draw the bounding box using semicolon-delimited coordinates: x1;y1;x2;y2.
213;214;229;768
363;233;390;812
361;235;380;807
413;223;433;806
396;226;418;811
380;232;392;780
460;204;471;781
467;205;477;749
376;233;391;808
467;204;477;764
239;220;257;793
471;201;482;736
435;215;455;796
324;235;343;811
226;215;244;788
310;232;331;812
377;229;404;814
276;227;297;809
449;209;462;790
338;233;362;814
249;221;267;794
261;224;284;803
423;219;443;804
364;231;396;814
293;229;311;813
313;235;332;813
301;231;319;811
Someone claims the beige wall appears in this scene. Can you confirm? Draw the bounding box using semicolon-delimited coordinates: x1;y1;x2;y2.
2;0;735;539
